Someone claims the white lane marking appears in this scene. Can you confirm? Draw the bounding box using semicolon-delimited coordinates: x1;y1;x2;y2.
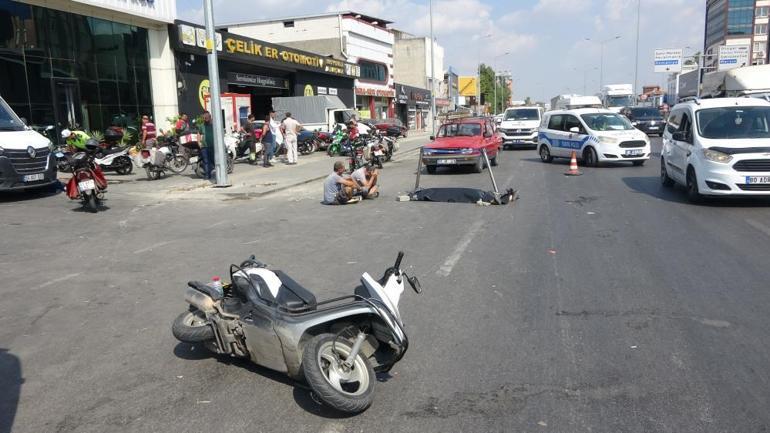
34;273;81;290
133;241;173;254
243;239;260;245
437;220;484;277
746;218;770;238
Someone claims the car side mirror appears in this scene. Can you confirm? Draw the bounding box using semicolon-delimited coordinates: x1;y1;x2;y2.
429;136;435;141
569;127;580;134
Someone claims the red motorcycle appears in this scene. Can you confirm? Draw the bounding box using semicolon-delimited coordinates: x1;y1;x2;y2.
65;140;108;213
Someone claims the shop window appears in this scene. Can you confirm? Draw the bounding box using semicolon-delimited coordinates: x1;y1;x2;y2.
756;24;768;35
358;59;387;83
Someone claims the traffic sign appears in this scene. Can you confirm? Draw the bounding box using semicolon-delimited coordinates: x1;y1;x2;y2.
654;49;683;73
717;45;750;71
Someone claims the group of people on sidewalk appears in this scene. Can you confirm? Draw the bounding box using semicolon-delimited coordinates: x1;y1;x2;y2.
244;110;302;168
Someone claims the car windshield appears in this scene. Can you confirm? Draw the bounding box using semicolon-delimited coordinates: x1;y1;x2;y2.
581;113;635;131
0;99;25;131
438;123;481;137
630;108;662;118
505;109;540;121
696;107;770;139
607;95;635;107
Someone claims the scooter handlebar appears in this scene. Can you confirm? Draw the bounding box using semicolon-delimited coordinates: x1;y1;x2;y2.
394;251;404;270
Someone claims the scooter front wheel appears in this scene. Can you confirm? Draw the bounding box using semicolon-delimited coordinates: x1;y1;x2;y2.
172;310;214;343
302;333;375;414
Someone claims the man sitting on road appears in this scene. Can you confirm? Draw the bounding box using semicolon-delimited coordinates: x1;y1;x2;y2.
323;161;358;205
351;164;380;199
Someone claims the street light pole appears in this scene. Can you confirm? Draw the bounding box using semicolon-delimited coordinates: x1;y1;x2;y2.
429;0;436;135
203;0;228;186
586;36;621;92
634;0;641;99
492;51;510;115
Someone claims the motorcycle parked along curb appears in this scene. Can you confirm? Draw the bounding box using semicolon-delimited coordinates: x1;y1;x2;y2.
95;147;133;175
171;251;421;414
64;140;108;213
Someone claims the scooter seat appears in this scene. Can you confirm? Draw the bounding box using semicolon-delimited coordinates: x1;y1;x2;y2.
188;281;223;301
100;147;125;155
273;271;317;312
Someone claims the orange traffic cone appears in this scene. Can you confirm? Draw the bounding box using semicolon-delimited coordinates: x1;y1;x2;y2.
564;151;582;176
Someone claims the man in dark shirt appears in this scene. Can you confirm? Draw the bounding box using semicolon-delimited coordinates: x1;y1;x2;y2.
242;113;257;162
201;111;214;180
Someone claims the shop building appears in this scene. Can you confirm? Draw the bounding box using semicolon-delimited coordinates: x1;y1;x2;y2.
219;12;396;120
0;0;178;132
171;20;359;123
392;29;443;129
704;0;770;69
395;83;430;131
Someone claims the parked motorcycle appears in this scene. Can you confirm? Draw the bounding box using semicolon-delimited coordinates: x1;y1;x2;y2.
193;141;235;179
137;146;187;180
54;144;73;172
348;139;367;173
297;129;318;155
64;140;108;213
95;147;133;175
171;252;421;413
327;125;348;156
229;131;263;165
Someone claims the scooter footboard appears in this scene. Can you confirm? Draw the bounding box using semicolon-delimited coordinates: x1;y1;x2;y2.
274;302;407;378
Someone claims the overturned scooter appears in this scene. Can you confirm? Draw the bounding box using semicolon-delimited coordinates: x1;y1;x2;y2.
172;251;422;413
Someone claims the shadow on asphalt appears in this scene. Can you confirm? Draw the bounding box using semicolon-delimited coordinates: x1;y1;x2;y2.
0;185;61;203
520;156;650;169
0;348;22;433
172;343;358;418
623;176;770;207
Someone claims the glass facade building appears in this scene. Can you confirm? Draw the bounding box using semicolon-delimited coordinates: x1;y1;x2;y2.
0;0;153;131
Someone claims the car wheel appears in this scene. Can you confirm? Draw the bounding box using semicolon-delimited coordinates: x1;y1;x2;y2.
686;167;703;203
583;147;599;167
661;158;675;188
491;151;499;166
426;165;436;174
539;144;553;163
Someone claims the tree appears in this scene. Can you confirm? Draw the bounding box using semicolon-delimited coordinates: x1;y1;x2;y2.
479;64;511;114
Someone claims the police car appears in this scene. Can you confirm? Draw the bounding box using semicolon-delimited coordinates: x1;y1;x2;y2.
538;108;651;166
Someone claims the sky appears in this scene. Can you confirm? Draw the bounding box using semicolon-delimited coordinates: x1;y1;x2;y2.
176;0;706;102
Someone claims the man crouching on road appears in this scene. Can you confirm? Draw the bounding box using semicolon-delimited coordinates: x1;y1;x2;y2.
323;161;358;205
351;164;380;199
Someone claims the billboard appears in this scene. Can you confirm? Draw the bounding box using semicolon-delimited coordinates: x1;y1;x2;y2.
654;49;683;73
718;45;750;71
458;76;478;97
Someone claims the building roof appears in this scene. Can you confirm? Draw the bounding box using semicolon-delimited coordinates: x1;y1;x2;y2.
218;11;392;29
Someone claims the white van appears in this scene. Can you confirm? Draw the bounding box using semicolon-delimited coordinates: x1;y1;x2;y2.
499;106;543;149
538;108;651;166
661;98;770;201
0;96;58;191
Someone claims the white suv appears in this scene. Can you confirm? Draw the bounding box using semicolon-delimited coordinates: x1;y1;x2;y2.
538;108;651;166
499;107;542;149
661;98;770;201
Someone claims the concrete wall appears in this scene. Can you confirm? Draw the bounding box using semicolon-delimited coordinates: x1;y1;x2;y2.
147;28;178;126
394;38;427;88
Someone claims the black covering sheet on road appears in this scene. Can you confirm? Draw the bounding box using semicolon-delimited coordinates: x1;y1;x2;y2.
410;187;516;205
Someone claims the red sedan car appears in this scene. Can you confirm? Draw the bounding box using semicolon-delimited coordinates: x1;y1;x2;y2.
373;118;408;137
422;117;502;173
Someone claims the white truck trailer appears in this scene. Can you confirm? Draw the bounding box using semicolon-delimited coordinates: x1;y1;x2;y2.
700;64;770;100
600;84;635;112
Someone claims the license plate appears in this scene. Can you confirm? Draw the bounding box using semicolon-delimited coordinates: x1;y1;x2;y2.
512;140;525;144
625;150;644;156
648;126;659;130
746;176;770;184
437;159;457;165
23;173;45;182
78;179;95;191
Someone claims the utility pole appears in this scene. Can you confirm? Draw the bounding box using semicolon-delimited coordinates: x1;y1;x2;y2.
586;36;621;92
203;0;228;186
633;0;641;100
429;0;436;135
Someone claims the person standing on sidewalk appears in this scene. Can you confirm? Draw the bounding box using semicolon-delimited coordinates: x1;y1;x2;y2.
242;113;258;163
268;110;284;163
282;112;301;165
140;115;157;148
259;114;274;167
201;111;214;179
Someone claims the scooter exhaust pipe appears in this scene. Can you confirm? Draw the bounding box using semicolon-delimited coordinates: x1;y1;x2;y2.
184;287;216;313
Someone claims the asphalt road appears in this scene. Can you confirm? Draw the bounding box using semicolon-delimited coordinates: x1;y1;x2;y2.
2;138;770;433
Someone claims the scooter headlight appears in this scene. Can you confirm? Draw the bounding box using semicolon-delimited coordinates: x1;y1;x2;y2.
702;148;733;164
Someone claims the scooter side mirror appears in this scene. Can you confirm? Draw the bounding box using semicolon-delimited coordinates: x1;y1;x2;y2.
408;276;422;294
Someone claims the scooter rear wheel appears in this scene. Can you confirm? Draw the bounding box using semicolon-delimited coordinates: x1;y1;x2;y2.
302;333;375;414
172;310;214;343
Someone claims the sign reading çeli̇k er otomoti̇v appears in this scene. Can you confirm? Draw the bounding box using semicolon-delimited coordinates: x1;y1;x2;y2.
176;21;361;79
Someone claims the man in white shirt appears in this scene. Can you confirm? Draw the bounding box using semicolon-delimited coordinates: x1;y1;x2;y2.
281;112;301;165
351;164;379;199
268;111;284;163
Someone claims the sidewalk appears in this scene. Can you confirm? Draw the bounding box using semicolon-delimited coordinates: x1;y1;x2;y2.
111;132;429;200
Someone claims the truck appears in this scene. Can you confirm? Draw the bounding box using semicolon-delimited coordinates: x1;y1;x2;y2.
700;64;770;100
271;95;358;132
550;94;603;111
600;84;635;112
